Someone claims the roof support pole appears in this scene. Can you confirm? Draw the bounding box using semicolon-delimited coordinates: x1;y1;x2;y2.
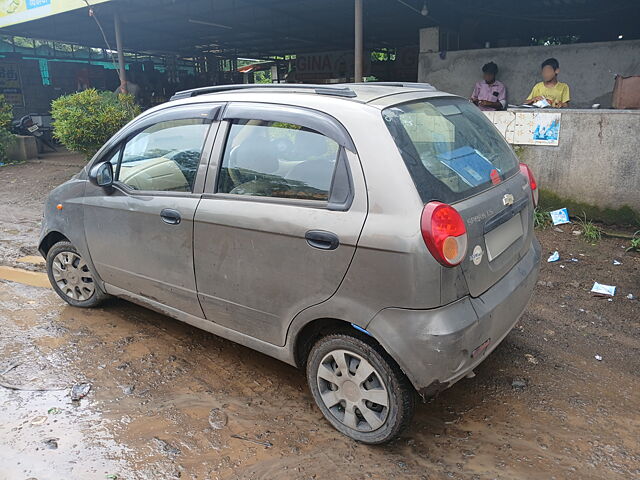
114;11;127;93
354;0;363;82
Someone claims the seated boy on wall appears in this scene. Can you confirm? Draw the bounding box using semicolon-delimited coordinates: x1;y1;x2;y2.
524;58;570;108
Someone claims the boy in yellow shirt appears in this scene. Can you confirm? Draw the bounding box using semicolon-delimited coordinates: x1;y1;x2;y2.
524;58;570;108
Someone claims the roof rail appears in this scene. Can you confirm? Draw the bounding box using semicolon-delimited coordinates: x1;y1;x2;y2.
170;83;357;101
351;82;436;90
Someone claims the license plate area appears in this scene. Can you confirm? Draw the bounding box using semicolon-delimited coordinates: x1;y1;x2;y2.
27;124;39;133
484;212;523;262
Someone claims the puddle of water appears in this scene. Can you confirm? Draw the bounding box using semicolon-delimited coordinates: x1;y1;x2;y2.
0;266;51;289
0;389;133;479
17;255;46;265
0;283;135;479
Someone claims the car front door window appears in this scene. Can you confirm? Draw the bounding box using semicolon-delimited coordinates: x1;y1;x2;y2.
115;118;210;193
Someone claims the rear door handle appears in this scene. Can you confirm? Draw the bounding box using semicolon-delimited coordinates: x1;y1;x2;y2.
305;230;339;250
160;208;181;225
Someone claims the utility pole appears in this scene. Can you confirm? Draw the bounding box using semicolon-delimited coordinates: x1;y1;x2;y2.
114;12;127;93
354;0;363;82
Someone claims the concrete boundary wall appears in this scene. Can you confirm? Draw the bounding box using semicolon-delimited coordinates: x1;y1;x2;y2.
488;109;639;212
6;135;38;163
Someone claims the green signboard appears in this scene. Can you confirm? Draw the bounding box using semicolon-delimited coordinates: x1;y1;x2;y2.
0;0;111;28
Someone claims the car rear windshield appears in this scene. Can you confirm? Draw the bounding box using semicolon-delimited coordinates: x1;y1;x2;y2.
382;97;519;204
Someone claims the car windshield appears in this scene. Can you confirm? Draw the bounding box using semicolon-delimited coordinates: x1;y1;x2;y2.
382;97;519;203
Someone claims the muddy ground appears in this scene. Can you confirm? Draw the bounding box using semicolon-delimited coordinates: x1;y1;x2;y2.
0;153;639;480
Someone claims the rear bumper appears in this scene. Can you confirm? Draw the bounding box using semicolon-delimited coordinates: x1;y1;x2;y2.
367;237;541;396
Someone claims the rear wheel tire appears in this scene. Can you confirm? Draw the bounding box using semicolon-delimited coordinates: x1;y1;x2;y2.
46;241;107;308
306;333;415;444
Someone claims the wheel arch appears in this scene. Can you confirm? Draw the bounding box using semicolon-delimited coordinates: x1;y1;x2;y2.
39;231;70;257
292;317;392;371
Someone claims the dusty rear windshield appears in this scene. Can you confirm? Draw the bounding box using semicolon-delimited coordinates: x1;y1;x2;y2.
382;97;519;204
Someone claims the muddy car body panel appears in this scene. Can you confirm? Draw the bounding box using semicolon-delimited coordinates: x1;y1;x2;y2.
192;103;368;346
41;83;540;442
39;178;92;271
367;237;540;396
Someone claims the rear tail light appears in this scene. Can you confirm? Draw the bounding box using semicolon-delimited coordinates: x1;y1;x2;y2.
421;202;468;267
519;163;539;207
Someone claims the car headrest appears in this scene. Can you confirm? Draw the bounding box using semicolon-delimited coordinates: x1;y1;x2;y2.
295;130;331;157
286;158;334;191
232;138;279;174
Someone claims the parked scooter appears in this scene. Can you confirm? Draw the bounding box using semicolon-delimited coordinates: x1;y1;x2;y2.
12;115;57;152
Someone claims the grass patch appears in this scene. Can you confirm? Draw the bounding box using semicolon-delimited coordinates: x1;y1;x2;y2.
0;158;26;167
627;231;640;252
533;208;552;230
538;189;640;228
576;212;602;243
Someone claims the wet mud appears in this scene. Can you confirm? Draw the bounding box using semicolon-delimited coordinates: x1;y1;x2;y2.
1;154;639;479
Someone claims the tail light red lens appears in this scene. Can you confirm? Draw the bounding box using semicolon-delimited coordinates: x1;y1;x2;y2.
421;202;468;267
519;163;539;207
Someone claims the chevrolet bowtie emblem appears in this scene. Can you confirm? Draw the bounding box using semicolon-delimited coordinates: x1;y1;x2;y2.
503;193;514;206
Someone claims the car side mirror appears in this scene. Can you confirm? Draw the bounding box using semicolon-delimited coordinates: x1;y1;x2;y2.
89;162;114;187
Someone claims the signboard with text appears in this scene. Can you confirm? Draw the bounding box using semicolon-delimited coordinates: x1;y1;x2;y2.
0;0;110;28
0;62;23;107
296;51;371;78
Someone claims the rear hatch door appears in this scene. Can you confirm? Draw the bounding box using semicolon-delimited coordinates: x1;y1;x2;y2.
381;95;535;297
454;172;533;296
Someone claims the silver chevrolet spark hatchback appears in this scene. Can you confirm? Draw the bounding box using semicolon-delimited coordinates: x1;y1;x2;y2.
40;83;541;444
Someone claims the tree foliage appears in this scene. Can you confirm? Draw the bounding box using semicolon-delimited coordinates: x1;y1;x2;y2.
51;89;140;158
0;94;15;164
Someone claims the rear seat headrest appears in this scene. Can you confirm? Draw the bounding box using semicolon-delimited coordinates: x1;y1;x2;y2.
232;137;279;174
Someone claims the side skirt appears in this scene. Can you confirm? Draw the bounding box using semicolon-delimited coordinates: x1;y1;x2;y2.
103;283;296;366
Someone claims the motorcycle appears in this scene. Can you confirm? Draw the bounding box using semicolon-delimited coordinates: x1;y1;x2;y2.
11;114;57;152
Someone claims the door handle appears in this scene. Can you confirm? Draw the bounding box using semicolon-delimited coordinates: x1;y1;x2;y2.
160;208;181;225
305;230;339;250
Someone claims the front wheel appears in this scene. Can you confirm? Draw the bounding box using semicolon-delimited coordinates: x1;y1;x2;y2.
306;333;415;444
46;241;107;308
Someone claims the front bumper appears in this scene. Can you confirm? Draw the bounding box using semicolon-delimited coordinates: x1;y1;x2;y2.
367;238;541;396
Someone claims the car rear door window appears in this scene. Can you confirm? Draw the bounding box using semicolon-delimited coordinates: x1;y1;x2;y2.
114;118;209;193
217;120;339;201
382;97;519;203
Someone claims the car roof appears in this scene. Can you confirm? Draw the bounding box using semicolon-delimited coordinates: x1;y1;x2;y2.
135;83;459;125
168;82;450;106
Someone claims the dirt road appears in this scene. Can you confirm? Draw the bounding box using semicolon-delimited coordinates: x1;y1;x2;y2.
1;155;639;480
